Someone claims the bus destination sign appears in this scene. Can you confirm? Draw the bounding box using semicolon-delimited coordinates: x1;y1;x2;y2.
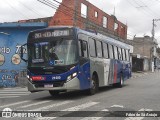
34;30;69;39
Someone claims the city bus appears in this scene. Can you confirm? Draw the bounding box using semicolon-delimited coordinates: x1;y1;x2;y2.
21;26;132;96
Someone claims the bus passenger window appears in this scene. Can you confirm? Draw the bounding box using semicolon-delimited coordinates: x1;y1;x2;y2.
108;44;113;59
89;38;96;57
118;47;122;60
122;49;126;61
114;46;118;60
103;43;109;58
96;41;102;58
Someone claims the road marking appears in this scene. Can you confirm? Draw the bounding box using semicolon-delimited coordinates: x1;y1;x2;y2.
81;109;109;120
0;92;29;93
62;101;99;111
0;94;30;96
18;101;52;109
111;105;124;108
34;101;99;120
0;88;27;92
0;96;19;98
0;100;30;108
125;108;153;120
31;100;73;111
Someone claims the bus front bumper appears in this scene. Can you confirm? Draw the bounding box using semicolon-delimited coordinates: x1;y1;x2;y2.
28;77;80;92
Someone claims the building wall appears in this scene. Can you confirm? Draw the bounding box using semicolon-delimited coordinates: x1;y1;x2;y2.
0;23;47;87
49;0;127;39
131;36;155;71
133;36;154;58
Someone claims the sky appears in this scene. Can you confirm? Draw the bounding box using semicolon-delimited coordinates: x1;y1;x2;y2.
0;0;160;44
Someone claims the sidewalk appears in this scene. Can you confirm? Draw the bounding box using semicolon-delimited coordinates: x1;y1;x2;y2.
132;70;159;79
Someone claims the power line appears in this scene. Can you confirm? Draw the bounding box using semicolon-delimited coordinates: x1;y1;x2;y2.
138;0;160;18
4;0;30;19
17;0;45;18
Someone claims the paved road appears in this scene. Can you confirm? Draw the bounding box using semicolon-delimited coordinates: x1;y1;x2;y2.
0;72;160;120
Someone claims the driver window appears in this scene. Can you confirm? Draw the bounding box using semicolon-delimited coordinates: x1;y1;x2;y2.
78;40;88;58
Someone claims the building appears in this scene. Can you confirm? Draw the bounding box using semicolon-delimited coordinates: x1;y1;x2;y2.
131;36;158;72
0;22;47;87
49;0;127;40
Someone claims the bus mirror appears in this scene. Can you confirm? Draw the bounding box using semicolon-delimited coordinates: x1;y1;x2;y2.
20;44;28;62
82;42;87;51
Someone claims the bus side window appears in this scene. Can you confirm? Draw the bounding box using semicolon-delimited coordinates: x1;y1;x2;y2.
108;44;113;59
102;43;109;58
89;38;96;57
96;40;103;58
122;48;126;61
114;46;118;60
79;40;88;58
118;47;122;60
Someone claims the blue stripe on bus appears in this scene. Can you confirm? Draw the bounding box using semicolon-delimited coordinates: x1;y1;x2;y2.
77;62;91;90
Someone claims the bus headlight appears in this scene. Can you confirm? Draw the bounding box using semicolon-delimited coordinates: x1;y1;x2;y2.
67;72;77;82
72;72;77;77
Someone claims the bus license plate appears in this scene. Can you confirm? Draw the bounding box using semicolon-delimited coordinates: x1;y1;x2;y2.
44;84;53;88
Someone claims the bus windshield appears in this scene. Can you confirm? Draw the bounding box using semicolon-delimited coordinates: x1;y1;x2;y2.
28;39;78;67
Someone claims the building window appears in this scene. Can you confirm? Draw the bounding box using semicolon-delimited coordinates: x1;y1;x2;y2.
81;3;87;18
103;16;107;28
95;11;98;18
114;23;118;31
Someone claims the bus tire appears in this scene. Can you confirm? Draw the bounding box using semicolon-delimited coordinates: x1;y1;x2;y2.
49;90;60;96
114;75;124;88
87;74;99;95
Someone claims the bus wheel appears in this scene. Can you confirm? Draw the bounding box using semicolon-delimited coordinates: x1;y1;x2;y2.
49;90;60;96
87;75;99;95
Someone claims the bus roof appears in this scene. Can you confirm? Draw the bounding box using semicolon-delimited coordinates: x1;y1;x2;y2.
77;28;131;50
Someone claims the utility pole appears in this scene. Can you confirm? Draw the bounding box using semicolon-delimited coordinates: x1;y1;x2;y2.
151;19;160;72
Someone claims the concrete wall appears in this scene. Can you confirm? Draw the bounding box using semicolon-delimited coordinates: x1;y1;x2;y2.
133;36;153;58
131;36;155;71
0;22;47;87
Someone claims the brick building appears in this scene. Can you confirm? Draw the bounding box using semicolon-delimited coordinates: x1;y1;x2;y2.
49;0;127;40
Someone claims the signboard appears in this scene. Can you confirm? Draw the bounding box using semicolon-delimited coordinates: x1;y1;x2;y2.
34;30;69;39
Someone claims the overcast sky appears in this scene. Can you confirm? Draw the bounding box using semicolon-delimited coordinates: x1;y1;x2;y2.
0;0;160;44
